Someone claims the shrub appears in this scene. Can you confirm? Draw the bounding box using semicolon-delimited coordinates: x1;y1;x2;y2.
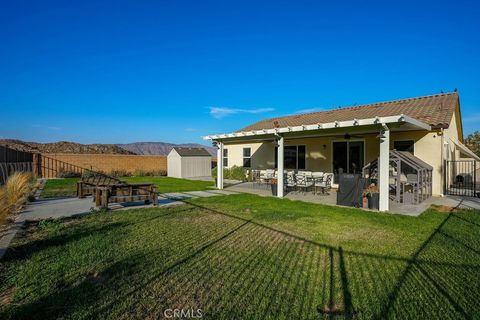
109;169;132;178
212;166;248;181
57;168;82;178
0;172;34;222
81;170;107;179
133;169;167;177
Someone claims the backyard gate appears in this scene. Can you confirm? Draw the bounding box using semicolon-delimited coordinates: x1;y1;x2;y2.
444;160;478;197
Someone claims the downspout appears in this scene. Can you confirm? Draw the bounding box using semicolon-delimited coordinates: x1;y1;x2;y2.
441;128;445;197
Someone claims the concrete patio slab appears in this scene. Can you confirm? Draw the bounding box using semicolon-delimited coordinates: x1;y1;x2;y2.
19;197;94;222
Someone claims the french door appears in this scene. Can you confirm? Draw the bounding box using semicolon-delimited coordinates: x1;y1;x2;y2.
332;141;364;183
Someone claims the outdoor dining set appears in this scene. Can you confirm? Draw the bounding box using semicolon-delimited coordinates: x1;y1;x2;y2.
251;169;333;195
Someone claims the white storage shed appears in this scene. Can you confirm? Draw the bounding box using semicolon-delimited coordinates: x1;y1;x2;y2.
167;147;212;178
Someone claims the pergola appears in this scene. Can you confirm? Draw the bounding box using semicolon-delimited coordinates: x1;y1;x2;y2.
204;114;431;211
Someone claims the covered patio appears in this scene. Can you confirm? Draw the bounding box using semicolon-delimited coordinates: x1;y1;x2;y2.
205;114;432;212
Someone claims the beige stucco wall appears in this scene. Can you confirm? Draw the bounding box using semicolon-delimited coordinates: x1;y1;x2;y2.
224;129;446;196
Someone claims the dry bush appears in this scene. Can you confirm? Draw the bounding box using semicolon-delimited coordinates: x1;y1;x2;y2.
0;172;34;222
0;187;8;223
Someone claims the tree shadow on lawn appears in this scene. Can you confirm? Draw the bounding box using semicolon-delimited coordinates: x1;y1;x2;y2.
2;202;480;319
1;207;194;264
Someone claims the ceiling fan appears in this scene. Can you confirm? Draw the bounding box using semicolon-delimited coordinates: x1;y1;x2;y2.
332;133;363;140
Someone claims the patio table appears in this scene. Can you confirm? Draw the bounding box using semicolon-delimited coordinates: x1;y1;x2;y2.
307;176;329;195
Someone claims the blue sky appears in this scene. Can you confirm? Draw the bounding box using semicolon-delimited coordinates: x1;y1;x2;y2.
1;0;479;146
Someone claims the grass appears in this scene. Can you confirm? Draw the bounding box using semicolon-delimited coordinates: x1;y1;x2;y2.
41;176;214;198
1;193;479;319
122;176;214;193
40;178;78;198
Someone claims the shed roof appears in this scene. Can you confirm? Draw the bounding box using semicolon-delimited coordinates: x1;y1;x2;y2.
239;92;459;132
172;147;211;157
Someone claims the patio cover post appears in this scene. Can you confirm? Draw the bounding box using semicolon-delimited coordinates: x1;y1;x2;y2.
216;141;224;190
277;135;284;198
379;125;390;211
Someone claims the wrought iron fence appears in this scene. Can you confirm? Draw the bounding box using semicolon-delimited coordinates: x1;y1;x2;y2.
444;159;478;197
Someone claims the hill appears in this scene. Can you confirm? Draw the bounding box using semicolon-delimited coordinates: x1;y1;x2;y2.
0;139;216;156
0;139;135;155
117;142;216;156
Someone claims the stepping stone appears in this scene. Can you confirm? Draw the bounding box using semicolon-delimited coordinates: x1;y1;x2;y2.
207;190;238;195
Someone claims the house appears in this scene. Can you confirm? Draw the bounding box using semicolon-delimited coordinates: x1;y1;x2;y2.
167;147;212;178
204;92;479;211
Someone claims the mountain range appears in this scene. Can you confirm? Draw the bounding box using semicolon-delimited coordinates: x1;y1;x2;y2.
117;142;216;156
0;139;216;156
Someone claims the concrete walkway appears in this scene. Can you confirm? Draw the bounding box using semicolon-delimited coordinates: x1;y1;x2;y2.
0;189;238;258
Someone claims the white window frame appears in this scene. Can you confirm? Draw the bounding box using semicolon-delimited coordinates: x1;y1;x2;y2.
243;147;252;168
223;148;228;167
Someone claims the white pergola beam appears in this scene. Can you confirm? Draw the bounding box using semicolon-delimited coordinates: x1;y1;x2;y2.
277;136;284;198
202;114;430;140
216;142;224;190
379;126;390;211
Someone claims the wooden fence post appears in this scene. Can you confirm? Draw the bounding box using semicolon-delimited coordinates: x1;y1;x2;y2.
33;153;42;178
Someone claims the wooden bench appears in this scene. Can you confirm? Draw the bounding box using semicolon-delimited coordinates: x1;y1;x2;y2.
95;183;158;208
77;175;125;198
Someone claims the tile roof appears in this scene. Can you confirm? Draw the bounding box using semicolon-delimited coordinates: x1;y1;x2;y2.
239;92;459;132
172;147;211;157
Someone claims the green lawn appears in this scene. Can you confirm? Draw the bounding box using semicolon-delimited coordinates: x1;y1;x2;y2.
41;176;214;198
40;178;78;198
122;176;214;193
1;194;479;319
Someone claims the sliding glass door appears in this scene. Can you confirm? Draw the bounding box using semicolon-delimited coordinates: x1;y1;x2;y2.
333;141;364;183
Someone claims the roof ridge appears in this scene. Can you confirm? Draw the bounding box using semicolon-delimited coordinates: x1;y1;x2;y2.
258;92;457;123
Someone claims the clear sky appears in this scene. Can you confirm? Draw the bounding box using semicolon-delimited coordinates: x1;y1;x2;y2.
1;0;479;146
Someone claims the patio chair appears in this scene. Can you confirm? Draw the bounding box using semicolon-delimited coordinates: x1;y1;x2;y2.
297;170;312;177
260;169;275;189
312;171;324;178
314;173;333;194
296;173;313;194
252;170;261;188
285;172;296;192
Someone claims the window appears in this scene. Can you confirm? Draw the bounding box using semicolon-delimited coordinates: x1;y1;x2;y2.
243;147;251;167
275;145;306;170
394;140;414;154
223;148;228;167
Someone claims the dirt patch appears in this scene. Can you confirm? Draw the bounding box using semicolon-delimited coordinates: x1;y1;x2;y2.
0;287;16;306
430;204;459;213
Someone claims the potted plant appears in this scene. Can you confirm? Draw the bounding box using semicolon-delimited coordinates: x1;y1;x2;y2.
364;185;379;210
212;167;217;187
271;178;278;196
